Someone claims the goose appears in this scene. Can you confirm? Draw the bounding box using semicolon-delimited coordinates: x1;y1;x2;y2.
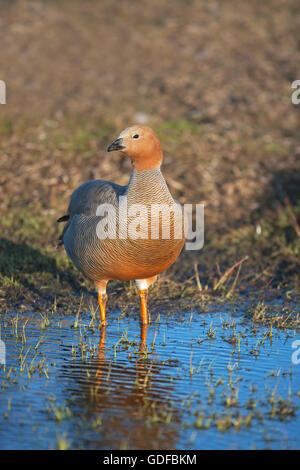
58;125;185;326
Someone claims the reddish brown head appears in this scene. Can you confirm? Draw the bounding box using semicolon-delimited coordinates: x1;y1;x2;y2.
107;125;163;171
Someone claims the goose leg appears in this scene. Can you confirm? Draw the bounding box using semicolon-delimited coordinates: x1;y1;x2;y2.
98;292;108;325
135;276;157;325
95;280;108;326
139;324;147;352
139;289;148;325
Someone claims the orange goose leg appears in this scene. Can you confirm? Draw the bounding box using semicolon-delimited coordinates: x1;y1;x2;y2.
95;280;108;326
136;277;157;326
140;324;147;352
98;293;108;325
139;289;148;325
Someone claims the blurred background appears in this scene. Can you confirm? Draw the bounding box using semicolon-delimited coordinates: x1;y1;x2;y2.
0;0;299;311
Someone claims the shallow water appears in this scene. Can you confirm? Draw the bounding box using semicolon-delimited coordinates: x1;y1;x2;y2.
0;301;299;450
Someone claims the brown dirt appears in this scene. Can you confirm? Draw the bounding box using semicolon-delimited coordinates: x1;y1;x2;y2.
0;0;299;313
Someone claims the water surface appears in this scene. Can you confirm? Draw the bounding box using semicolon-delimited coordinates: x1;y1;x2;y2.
0;301;299;449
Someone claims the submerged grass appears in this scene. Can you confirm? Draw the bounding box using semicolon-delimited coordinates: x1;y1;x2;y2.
1;306;299;449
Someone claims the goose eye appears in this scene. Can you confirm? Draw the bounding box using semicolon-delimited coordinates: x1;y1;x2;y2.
133;134;139;139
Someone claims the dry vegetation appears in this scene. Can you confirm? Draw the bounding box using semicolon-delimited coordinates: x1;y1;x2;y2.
0;0;299;313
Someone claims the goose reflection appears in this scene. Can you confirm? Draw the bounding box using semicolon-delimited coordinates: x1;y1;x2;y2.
62;325;182;449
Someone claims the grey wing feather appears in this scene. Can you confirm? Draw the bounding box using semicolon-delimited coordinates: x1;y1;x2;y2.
67;180;126;217
58;179;126;246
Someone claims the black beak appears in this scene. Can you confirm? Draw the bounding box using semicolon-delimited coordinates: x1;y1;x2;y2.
107;137;125;152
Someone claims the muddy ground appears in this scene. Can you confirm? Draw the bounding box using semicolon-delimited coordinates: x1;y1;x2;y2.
0;0;299;316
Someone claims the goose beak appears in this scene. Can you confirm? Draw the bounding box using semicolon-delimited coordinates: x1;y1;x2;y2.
107;137;125;152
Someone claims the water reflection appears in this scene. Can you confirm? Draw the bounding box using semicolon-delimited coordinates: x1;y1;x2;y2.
62;326;182;449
